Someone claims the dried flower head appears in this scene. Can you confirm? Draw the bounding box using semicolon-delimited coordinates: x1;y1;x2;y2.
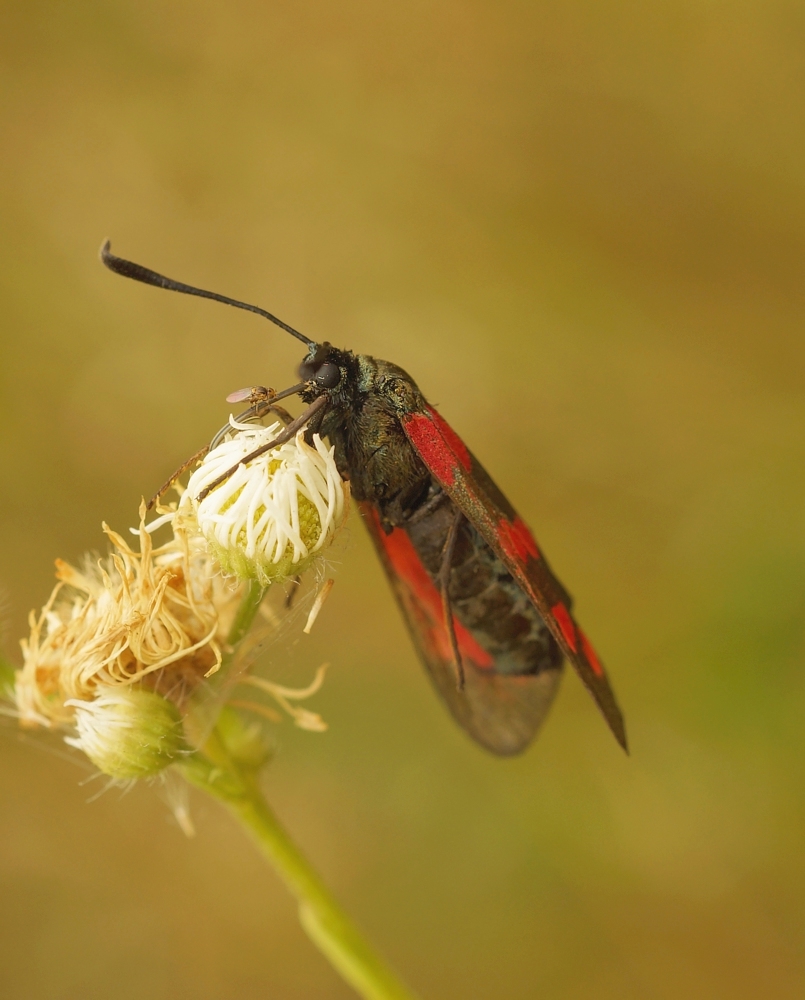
14;509;244;741
181;418;348;586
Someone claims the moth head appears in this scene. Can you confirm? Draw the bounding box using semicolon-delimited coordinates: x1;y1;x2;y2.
298;342;343;391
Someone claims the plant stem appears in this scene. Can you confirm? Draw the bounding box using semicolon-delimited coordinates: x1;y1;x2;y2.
184;580;268;746
181;742;420;1000
179;583;421;1000
226;578;267;648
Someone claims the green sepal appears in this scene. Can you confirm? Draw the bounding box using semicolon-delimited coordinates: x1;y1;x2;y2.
216;705;274;773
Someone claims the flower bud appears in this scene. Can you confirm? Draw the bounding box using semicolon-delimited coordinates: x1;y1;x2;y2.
65;687;187;781
183;420;348;586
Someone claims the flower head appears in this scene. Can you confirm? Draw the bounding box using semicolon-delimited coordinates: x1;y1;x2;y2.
14;509;243;737
65;686;187;780
181;418;348;586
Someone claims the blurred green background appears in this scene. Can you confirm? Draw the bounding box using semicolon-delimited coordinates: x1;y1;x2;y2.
2;2;804;998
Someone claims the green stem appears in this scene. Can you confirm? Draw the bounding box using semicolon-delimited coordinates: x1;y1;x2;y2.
184;580;268;746
179;583;421;1000
226;578;268;648
181;743;420;1000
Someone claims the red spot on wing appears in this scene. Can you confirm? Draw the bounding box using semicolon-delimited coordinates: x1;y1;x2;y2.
403;408;472;486
579;630;604;677
551;602;577;653
370;510;494;670
426;406;472;472
498;516;539;563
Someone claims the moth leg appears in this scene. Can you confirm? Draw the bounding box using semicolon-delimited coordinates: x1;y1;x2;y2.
147;443;210;510
265;403;295;427
209;397;295;453
302;398;329;443
197;394;329;500
438;506;465;690
208;402;262;452
405;486;447;525
148;397;299;510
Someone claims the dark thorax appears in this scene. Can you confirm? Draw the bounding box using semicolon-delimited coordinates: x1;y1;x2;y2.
312;352;434;528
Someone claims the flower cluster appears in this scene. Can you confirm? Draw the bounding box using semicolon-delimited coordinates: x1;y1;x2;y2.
9;417;349;783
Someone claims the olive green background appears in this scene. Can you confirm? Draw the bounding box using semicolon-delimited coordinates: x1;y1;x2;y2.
2;3;804;998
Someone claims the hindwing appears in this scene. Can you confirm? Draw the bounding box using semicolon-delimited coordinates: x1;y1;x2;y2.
359;502;564;755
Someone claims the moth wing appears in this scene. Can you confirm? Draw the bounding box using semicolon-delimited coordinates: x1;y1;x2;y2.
359;501;563;756
402;406;627;752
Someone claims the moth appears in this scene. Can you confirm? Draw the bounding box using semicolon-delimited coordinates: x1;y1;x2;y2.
101;242;627;755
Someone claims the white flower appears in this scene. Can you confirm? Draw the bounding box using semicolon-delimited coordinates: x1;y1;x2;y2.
65;687;187;780
181;418;348;586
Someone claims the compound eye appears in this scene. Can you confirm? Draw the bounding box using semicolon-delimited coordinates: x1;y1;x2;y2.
314;361;341;389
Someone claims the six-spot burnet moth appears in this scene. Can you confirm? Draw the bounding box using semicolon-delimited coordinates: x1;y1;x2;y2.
101;242;627;756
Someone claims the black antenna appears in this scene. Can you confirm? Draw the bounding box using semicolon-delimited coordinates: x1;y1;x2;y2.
100;241;316;349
